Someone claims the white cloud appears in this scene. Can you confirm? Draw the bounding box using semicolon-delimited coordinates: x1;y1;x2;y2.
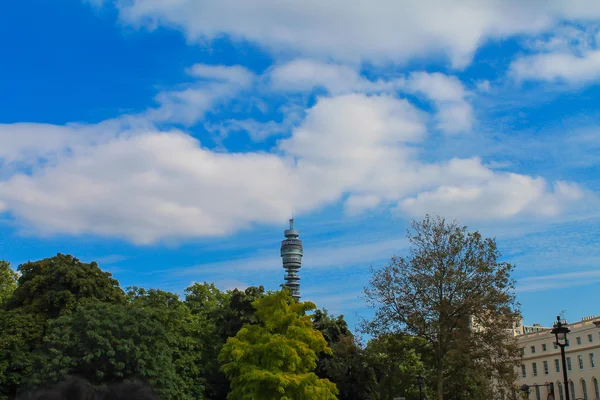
0;92;586;243
0;131;299;244
510;26;600;85
511;50;600;84
518;270;600;292
476;80;491;92
96;0;600;68
269;60;363;94
185;64;255;86
399;174;585;221
144;64;255;125
269;60;474;134
405;72;473;133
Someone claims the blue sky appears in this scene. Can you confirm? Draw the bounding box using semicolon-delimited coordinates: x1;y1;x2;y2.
1;0;600;332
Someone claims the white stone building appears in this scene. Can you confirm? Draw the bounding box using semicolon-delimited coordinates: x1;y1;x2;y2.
515;316;600;400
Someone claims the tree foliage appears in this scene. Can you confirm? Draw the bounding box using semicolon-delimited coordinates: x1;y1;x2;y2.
0;219;522;400
365;334;430;400
0;310;44;399
6;254;125;318
0;261;18;306
184;283;265;400
219;290;338;400
363;215;520;400
313;309;378;400
26;302;179;396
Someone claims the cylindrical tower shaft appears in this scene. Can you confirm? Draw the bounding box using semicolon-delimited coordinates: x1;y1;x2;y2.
280;218;303;301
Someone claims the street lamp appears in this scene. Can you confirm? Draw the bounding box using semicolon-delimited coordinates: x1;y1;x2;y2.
551;316;571;400
416;374;424;400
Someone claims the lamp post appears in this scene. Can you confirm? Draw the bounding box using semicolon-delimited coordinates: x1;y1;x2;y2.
551;316;571;400
416;374;424;400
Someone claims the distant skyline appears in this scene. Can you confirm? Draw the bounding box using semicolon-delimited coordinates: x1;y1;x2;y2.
1;0;599;332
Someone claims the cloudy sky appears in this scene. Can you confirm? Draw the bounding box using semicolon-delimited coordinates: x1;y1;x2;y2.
1;0;600;331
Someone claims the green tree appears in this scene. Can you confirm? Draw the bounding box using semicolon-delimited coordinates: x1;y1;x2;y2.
127;287;206;399
184;283;265;400
26;301;181;398
219;290;338;400
313;309;352;344
1;254;127;398
6;253;126;318
363;216;520;400
365;334;430;400
0;310;44;400
313;309;378;400
0;261;18;306
218;285;265;340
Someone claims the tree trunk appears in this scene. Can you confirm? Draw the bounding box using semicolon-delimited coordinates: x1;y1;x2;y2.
437;358;444;400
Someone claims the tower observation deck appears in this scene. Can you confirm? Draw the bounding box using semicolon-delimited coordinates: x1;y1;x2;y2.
280;218;303;301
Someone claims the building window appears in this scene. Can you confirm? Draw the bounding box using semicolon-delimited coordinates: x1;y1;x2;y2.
521;347;525;356
549;382;555;396
570;381;576;398
521;364;527;378
558;382;564;400
544;360;549;375
590;353;595;368
578;355;584;370
581;379;588;400
555;358;560;372
577;336;582;345
535;385;541;400
567;357;572;371
588;333;593;343
531;345;536;354
593;378;599;400
542;343;547;351
533;362;538;376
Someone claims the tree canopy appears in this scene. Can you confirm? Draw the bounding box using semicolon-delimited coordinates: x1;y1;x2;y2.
219;290;339;400
1;216;522;399
363;215;520;400
6;254;125;318
0;261;17;306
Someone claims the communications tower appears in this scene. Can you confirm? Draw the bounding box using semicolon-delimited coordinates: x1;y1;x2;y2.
280;218;303;301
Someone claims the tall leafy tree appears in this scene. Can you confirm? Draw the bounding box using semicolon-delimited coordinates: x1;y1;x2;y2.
313;309;378;400
218;285;265;340
6;253;126;318
25;301;182;398
184;283;265;400
313;309;352;344
1;254;127;398
0;261;17;306
365;334;430;400
363;216;520;400
127;287;206;399
0;310;44;400
219;290;338;400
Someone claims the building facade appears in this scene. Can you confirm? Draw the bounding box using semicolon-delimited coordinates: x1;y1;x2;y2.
516;316;600;400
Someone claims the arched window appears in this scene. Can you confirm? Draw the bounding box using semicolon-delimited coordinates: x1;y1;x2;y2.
581;379;588;400
569;380;576;398
557;381;564;400
593;378;599;400
535;385;541;400
549;382;555;395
